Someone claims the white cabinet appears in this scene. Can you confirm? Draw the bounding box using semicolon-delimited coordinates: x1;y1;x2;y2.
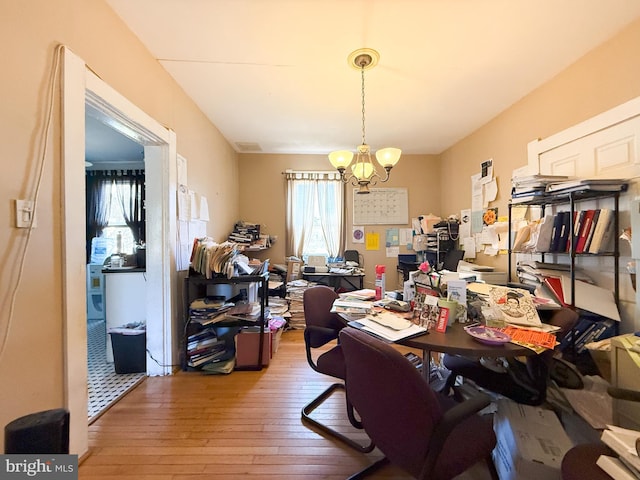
611;334;640;430
104;271;146;363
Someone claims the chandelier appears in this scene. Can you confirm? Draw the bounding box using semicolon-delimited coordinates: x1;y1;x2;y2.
328;48;401;194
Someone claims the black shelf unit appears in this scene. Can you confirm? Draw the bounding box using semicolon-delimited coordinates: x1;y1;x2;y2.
508;189;623;349
425;230;455;268
182;272;269;371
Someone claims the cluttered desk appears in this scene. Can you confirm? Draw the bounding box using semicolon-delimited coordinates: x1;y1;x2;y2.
300;252;365;292
334;279;570;392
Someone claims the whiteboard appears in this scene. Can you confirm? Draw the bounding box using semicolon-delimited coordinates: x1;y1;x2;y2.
353;187;409;225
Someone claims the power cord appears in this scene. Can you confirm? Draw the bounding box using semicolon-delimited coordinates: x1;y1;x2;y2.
0;44;64;361
146;348;181;369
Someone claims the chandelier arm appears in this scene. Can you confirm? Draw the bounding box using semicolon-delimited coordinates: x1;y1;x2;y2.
348;176;361;188
361;65;366;146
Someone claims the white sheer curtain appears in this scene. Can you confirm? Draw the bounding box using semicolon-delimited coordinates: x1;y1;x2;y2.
285;171;344;259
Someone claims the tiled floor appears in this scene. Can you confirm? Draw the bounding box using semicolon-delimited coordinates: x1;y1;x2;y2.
87;319;145;423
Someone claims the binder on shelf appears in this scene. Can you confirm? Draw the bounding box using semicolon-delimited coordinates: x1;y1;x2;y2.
570;210;585;252
550;212;571;253
535;216;555;253
588;208;613;254
583;209;601;253
575;209;596;253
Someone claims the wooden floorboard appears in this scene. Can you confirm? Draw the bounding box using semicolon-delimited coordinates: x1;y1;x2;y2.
80;329;492;479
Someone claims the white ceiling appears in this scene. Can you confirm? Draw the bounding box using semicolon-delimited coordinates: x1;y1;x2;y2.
104;0;640;156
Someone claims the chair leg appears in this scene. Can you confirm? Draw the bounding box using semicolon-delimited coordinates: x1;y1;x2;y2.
301;382;374;453
346;457;390;480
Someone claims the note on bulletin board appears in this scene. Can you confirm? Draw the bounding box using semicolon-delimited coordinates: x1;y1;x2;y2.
353;187;409;225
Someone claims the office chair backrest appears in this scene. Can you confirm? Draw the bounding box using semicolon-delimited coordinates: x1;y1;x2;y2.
344;250;360;265
340;327;443;478
303;285;344;333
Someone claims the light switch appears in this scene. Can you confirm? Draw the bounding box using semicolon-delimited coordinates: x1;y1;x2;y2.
15;199;36;228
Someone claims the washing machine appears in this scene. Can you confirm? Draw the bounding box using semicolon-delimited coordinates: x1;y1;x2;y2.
87;264;106;322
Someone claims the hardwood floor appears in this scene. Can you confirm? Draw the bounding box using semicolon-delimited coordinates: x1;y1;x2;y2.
80;329;493;479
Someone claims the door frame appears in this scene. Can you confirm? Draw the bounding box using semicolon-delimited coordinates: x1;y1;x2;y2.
62;46;177;455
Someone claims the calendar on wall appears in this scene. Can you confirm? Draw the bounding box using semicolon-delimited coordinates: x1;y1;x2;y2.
353;187;409;225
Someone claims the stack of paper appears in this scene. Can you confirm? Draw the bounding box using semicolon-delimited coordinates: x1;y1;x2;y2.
597;424;640;479
348;317;426;342
330;299;373;317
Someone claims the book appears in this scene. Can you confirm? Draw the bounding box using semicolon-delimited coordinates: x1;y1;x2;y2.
602;425;640;473
535;216;555;252
435;307;449;333
589;208;613;254
546;178;628;193
557;211;572;253
583;209;601;252
596;455;638;480
575;209;596;253
550;212;571;252
570;210;585;252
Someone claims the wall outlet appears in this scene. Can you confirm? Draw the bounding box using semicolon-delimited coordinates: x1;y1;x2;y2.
15;199;36;228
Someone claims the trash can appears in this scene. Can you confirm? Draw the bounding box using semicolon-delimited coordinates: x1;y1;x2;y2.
108;324;146;374
4;408;69;454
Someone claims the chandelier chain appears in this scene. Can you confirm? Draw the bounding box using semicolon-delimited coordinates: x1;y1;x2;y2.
361;65;366;146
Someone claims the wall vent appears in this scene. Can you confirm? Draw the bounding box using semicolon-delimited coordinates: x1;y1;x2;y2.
235;142;262;152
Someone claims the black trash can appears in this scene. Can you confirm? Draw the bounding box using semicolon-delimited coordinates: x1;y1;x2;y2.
5;408;69;454
108;325;146;374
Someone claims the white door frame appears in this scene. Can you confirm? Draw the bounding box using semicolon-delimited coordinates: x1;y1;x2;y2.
62;46;177;455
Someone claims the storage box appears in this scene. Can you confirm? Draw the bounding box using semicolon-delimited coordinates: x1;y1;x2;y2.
492;399;573;480
235;327;271;368
286;260;303;283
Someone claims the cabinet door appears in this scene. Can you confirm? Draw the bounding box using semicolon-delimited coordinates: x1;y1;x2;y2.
538;116;640;178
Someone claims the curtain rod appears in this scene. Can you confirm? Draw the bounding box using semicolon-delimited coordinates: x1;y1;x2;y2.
282;169;335;174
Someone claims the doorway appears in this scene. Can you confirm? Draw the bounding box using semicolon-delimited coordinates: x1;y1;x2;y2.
62;46;178;454
85;113;147;421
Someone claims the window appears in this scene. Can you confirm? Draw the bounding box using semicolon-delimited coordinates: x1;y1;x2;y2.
102;184;136;254
85;170;145;262
285;171;344;260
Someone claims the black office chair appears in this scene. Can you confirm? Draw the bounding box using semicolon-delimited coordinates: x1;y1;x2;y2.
340;327;499;480
344;250;360;265
300;285;374;452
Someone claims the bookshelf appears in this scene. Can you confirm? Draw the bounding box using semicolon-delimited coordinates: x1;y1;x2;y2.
508;189;624;362
182;272;269;371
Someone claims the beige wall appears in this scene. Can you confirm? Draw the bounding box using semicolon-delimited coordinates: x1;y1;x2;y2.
440;17;640;272
238;153;440;291
2;0;640;457
0;0;238;453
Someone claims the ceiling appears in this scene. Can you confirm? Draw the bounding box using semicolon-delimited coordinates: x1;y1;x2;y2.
99;0;640;157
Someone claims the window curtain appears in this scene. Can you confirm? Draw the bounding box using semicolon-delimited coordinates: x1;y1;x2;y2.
285;171;344;258
85;170;145;263
113;170;146;245
85;171;112;263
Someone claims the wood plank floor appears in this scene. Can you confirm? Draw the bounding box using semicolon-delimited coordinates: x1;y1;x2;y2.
80;329;493;480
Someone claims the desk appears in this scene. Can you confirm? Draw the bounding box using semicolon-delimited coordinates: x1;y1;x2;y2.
302;272;364;291
398;322;536;382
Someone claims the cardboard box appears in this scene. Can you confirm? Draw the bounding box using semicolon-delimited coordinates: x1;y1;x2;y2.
286;260;303;283
492;399;573;480
235;327;271;368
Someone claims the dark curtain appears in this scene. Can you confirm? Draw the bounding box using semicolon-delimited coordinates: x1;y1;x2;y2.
85;170;146;263
85;171;112;263
114;170;146;245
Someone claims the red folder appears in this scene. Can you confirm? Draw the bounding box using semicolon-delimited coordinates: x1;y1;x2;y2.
543;276;566;306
